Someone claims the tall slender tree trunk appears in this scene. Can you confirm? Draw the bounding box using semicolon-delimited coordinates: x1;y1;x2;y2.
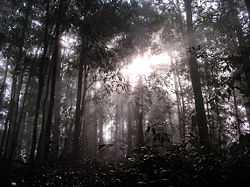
80;64;88;157
176;65;186;140
204;59;215;145
136;77;144;147
0;62;9;148
72;41;88;159
0;73;15;156
172;58;184;142
5;63;26;159
38;12;62;163
233;88;242;136
43;24;61;162
127;102;132;156
245;0;250;20
184;0;209;147
174;72;182;134
3;0;32;160
16;108;27;158
37;0;68;162
30;0;50;162
72;62;83;159
36;61;51;161
0;61;8;108
99;118;104;145
168;110;174;144
114;104;120;161
214;100;223;149
93;119;97;160
8;61;33;160
51;47;62;160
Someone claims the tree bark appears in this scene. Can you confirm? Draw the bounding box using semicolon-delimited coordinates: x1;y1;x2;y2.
30;0;50;162
0;61;8;108
233;88;242;136
51;44;62;160
43;24;61;162
36;59;51;162
136;77;144;147
80;64;88;157
127;102;132;156
72;43;85;159
8;60;33;160
72;66;83;158
38;9;62;162
0;74;15;156
184;0;209;147
172;57;184;142
176;65;186;140
5;62;26;159
245;0;250;20
99;118;104;145
0;62;8;149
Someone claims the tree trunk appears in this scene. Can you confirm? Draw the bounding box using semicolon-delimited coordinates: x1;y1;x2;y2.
114;103;120;161
245;0;250;20
30;0;50;162
80;64;88;157
99;118;104;145
8;61;33;160
127;102;132;156
168;110;174;144
245;103;250;128
0;61;8;108
38;18;61;163
72;41;88;159
36;60;51;161
0;62;8;149
233;88;242;136
37;0;67;162
5;63;26;159
0;74;15;156
2;0;32;160
136;77;144;147
172;58;184;142
43;24;61;162
176;65;186;140
72;63;83;159
215;100;223;149
184;0;209;147
51;46;62;160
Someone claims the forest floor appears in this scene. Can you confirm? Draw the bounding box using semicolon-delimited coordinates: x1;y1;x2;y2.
1;145;250;187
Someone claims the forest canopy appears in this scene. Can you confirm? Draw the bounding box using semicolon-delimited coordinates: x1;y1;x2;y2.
0;0;250;186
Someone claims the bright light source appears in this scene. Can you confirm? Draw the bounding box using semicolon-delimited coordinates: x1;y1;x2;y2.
60;34;78;56
95;81;102;89
121;50;171;86
103;120;113;143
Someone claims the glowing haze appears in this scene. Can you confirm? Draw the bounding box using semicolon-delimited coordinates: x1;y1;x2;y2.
121;50;171;85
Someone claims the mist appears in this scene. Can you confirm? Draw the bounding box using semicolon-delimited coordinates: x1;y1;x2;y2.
0;0;250;186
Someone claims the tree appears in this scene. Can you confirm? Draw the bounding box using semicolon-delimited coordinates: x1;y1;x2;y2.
184;0;209;147
30;0;50;162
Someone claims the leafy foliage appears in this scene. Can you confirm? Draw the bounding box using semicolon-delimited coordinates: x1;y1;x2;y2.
2;144;250;186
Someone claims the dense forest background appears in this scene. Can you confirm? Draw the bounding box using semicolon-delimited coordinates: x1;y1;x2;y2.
0;0;250;186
